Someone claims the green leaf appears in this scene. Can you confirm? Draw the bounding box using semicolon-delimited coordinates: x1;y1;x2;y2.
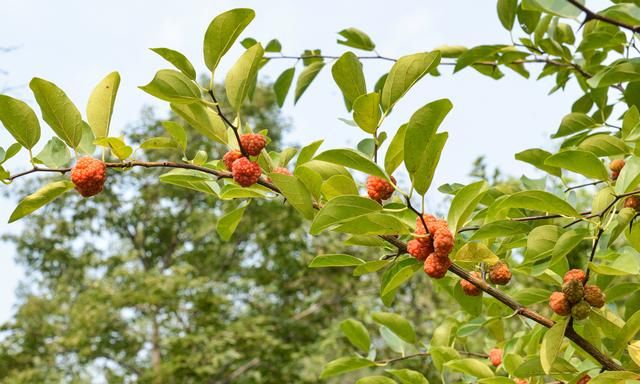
454;45;504;73
629;340;640;367
453;242;499;265
268;173;315;219
355;376;397;384
470;220;530;240
274;67;295;107
512;288;554;306
203;8;255;72
545;150;609;181
381;52;441;112
578;134;628;157
478;378;516;384
321;174;359;200
515;148;562;177
86;71;120;139
9;180;75;223
340;319;370;352
588;58;640;88
150;48;196;80
497;191;579;217
615;156;640;194
384;123;407;175
550;229;586;265
497;0;518;30
33;137;70;168
352;93;381;134
76;123;95;156
170;102;227;144
404;99;453;193
140;69;201;103
518;5;541;33
332;52;367;108
308;254;364;268
297;139;323;166
1;143;21;165
337;28;375;51
225;43;264;111
552;113;598;138
216;202;249;241
93;137;132;160
406;132;448;195
320;357;375;379
386;369;429;384
380;257;422;297
521;0;582;18
371;312;416;344
162;121;187;152
614;310;640;355
294;61;324;103
334;212;409;236
314;148;387;179
448;180;488;232
29;78;84;148
444;359;494;379
140;137;177;150
540;317;568;374
264;39;281;52
0;95;41;149
589;371;640;384
159;169;218;195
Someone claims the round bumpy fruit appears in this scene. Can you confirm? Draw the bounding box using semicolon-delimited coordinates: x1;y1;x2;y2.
70;157;107;197
460;272;482;296
624;195;640;211
488;348;502;367
407;239;433;261
433;227;454;257
424;254;451;279
562;279;584;304
571;300;591;321
272;167;292;176
222;150;243;171
488;262;512;285
577;375;591;384
231;157;262;187
239;133;267;156
584;285;605;308
366;175;396;202
515;380;528;384
549;292;571;316
610;159;626;172
563;269;586;284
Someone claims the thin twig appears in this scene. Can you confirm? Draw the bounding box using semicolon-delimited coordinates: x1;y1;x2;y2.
564;180;605;193
206;89;249;157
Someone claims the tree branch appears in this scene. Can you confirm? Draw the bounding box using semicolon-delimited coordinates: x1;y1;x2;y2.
566;0;640;33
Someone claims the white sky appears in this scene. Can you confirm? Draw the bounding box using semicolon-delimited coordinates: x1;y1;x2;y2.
0;0;589;321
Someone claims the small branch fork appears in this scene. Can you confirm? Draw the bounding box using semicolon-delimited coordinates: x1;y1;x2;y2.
206;89;249;158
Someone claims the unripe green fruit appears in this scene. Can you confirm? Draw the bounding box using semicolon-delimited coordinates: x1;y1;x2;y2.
562;279;584;304
571;300;591;320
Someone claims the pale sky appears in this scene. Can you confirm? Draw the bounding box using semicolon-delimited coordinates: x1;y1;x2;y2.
0;0;588;321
